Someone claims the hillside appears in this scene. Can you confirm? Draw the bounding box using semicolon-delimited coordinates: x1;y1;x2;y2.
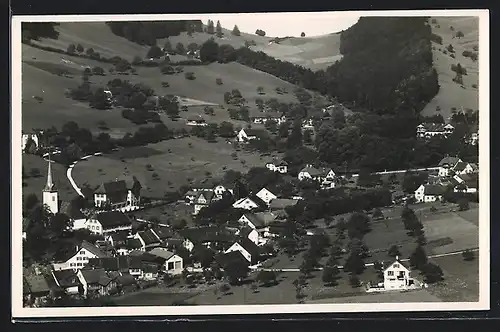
421;17;479;119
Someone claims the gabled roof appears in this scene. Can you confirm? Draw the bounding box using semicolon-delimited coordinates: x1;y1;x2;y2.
148;247;176;261
216;251;249;268
52;270;80;288
116;274;136;286
418;123;454;132
80;268;113;286
96;211;132;230
81;240;109;258
240;128;260;136
423;185;446;196
453;161;470;172
94;180;129;203
236;238;260;258
120;238;143;250
108;230;130;244
196;190;215;203
299;166;332;177
153;226;177;240
87;256;143;271
138;229;161;245
383;258;410;272
179;226;237;244
438;156;462;167
239;226;256;238
269;198;299;210
241;213;266;228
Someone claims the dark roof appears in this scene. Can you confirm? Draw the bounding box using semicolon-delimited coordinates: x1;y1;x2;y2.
195;190;215;203
148;248;176;260
241;128;260;136
269;198;299;210
179;226;237;244
81;240;108;258
25;274;50;294
239;227;255;238
116;274;137;286
80;268;112;286
96;211;132;230
299;166;332;177
439;157;461;167
95;180;129;203
143;264;160;274
52;270;80;288
453;161;470;172
237;238;260;258
139;229;160;245
383;258;410;271
108;230;130;244
216;251;249;268
138;252;167;265
191;178;219;190
123;238;143;250
153;226;176;240
424;185;446;196
242;213;266;228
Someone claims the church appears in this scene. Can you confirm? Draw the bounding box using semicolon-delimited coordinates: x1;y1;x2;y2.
42;154;59;215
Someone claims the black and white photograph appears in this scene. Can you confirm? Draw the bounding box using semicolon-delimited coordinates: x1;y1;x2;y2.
11;10;489;318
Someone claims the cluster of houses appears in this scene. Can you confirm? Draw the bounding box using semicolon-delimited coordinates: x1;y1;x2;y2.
413;156;479;203
416;122;478;145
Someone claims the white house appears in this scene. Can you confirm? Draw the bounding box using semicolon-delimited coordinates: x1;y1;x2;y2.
298;165;336;182
232;197;264;210
186;115;207;126
237;227;260;246
224;238;260;264
416;123;455;139
52;241;108;271
265;160;288;174
238;212;277;240
414;184;446;203
452;161;476;175
93;179;141;212
193;190;215;215
74;211;133;235
438;156;462;177
148;248;184;275
383;257;414;291
22;133;39;152
255;187;278;205
237;128;258;142
214;184;234;199
452;173;479;193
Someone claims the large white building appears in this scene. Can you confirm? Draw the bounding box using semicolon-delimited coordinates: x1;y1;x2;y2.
93;179;141;212
383;257;417;291
414;184;446;203
52;241;108;271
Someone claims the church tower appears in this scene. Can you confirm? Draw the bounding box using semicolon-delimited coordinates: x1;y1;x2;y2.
42;153;59;214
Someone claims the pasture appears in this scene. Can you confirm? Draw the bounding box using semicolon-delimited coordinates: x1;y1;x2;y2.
422;16;479;118
70;137;280;198
306;289;442;304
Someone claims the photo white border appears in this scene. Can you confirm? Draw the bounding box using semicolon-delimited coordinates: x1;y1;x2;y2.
11;9;490;319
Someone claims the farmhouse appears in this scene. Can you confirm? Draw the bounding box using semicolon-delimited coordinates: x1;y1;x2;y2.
265;160;288;174
93;178;142;212
87;256;144;278
238;212;278;241
416;123;455;139
193;190;215;215
414;184;446;203
451;173;479;193
250;111;285;124
184;190;198;204
148;247;184;275
77;268;116;298
135;229;161;249
237;128;259;142
438;156;462;177
232;196;267;210
77;210;133;235
255;187;278;205
52;240;109;271
298;165;336;186
115;238;144;256
186;115;207;126
51;269;81;295
216;251;250;272
224;238;261;265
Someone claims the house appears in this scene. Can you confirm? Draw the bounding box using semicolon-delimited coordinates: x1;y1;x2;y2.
269;198;299;211
214;184;234;198
184;190;198;204
148;247;184;275
24;275;50;306
232;196;267;211
22;133;39;152
51;270;81;295
105;230;131;248
115;238;144;256
93;178;141;211
383;257;416;291
115;274;138;293
238;212;278;234
265;160;288;174
179;226;237;252
414;184;446;203
94;211;133;235
237;227;260;246
302;118;315;129
52;240;109;271
452;161;476;175
77;268;117;298
452;173;479;193
216;251;251;274
416;123;455;139
250;111;284;125
186;115;207;126
298;165;336;183
237;128;258;142
193;190;215;215
224;238;261;264
135;229;161;249
88;256;141;275
255;187;278;205
191;178;218;192
438;156;462;177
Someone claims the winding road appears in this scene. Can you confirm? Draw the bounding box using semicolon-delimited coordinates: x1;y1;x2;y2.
65;152;104;198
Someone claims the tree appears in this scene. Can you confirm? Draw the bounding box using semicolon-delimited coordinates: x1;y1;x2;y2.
90;88;112;110
92;66;105;76
322;265;340;286
76;44;84;52
299;253;317;277
372;208;384;220
67;44;76;54
287;121;303;149
218;121;235;138
344;251;365;275
256;270;277;286
232;25;241;36
206;20;215;34
300;32;306;37
86;47;95;56
163;39;173;53
215;20;223;38
257;86;264;95
185;72;196;80
223;260;249;285
388;245;401;258
422;262;444;283
409;245;428;270
200;38;220;63
193;246;215;268
278;122;289;138
458;198;470;211
349;275;361;288
217;44;236;63
147;45;163;59
24;193;39;212
456;30;464;38
176;42;185;54
255;29;266;37
462;249;475;261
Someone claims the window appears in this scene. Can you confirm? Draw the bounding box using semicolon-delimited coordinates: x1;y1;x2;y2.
393;264;399;268
77;263;82;266
387;271;394;276
174;261;182;270
52;196;55;201
167;262;174;270
80;250;85;254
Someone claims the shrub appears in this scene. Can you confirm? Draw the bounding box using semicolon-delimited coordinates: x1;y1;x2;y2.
161;81;170;87
255;29;266;37
216;78;223;85
67;44;76;54
462;249;475;261
161;65;175;75
76;44;84;52
185;72;196;80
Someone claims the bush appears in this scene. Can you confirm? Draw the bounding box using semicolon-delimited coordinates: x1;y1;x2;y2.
216;78;223;85
161;65;175;75
462;249;475;261
185;72;196;80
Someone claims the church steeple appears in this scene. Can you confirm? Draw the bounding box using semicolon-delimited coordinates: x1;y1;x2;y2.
44;152;55;192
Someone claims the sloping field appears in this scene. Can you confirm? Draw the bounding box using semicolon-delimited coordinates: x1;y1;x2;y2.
422;17;479;119
251;33;343;71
